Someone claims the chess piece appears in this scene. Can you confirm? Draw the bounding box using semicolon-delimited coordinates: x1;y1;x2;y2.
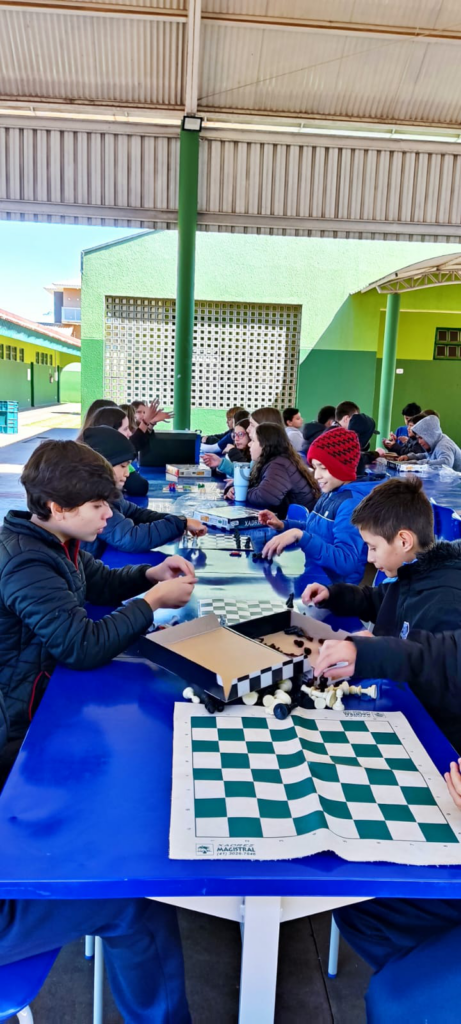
242;691;258;706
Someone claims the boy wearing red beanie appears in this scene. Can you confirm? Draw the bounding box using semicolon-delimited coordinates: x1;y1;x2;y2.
259;427;377;583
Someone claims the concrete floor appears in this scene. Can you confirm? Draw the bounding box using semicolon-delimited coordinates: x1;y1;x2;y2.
24;906;371;1023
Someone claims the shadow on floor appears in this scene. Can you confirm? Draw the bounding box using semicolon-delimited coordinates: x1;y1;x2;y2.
26;908;371;1023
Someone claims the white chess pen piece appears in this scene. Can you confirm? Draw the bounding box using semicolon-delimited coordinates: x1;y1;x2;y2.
182;687;201;704
349;684;378;699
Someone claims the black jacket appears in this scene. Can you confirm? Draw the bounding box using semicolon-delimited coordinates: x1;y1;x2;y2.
247;456;318;518
321;541;461;637
387;436;425;456
352;629;461;753
0;511;154;739
124;470;149;498
302;421;325;446
81;495;187;558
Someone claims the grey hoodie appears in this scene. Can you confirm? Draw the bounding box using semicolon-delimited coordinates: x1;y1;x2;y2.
412;415;461;471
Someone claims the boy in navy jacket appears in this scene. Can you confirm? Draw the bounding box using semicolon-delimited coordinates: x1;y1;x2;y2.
81;426;207;556
0;439;197;744
304;477;461;638
260;427;376;582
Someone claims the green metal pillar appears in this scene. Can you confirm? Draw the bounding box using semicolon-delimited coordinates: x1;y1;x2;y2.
174;127;200;429
377;292;401;445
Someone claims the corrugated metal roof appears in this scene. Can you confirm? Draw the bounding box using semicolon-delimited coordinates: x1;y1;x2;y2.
2;0;461;231
2;119;461;239
2;1;461;129
0;11;186;107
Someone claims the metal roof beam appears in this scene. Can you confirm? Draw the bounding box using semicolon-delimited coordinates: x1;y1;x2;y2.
185;0;201;116
2;3;461;45
378;272;461;294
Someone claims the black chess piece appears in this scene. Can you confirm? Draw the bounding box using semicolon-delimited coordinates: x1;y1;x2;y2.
286;592;294;609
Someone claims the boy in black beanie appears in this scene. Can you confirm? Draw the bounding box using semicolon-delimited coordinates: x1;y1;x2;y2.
81;426;207;556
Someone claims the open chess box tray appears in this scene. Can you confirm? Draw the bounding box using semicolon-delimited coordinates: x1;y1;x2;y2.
194;504;260;530
133;610;347;706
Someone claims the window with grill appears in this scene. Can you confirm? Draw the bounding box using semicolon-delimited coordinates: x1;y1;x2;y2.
5;345;11;359
0;345;3;359
11;347;17;361
104;298;301;410
49;354;53;366
35;352;40;364
434;328;461;359
19;348;24;362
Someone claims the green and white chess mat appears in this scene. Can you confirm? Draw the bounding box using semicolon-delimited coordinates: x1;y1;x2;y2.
170;704;461;865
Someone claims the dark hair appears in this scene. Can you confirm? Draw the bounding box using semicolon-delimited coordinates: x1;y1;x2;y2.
402;402;421;417
21;440;118;521
250;422;320;499
232;417;251;460
131;399;146;410
283;407;299;424
91;406;127;431
232;407;249;425
318;405;336;425
411;409;439;427
251;407;283;427
335;401;360;421
351;477;434;548
120;403;136;432
81;398;117;432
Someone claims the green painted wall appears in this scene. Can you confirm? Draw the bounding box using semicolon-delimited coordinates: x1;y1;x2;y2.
60;364;81;403
81;231;461;416
32;364;58;407
0;361;31;409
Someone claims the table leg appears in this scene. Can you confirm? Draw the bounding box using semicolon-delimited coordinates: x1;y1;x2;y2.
239;896;281;1024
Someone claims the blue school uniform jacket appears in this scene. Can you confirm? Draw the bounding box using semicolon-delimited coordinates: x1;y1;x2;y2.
290;480;377;583
81;496;187;558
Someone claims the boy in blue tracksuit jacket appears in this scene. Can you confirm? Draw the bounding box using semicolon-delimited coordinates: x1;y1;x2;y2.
259;427;377;583
81;427;207;557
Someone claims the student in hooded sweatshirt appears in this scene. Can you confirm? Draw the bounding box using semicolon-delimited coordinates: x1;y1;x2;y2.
303;475;461;639
398;414;461;470
260;427;377;583
302;405;336;448
81;427;206;556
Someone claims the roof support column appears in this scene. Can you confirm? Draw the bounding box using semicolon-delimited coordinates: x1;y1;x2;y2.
173;126;200;429
377;292;401;445
173;0;201;430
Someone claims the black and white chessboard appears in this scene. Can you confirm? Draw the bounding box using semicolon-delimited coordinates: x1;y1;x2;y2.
198;596;288;625
170;705;461;865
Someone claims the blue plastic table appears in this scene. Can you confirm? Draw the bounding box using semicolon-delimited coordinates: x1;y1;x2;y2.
0;655;460;1021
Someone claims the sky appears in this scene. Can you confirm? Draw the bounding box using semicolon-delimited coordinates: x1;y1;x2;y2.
0;223;145;322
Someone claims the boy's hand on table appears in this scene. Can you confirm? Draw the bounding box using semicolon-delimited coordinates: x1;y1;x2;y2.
258;510;284;530
302;582;330;606
146;556;197;582
202;453;221;468
262;528;302;559
144;577;197;611
445;759;461;810
224;485;235;500
314;639;358;680
397;454;410;462
186;518;207;536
